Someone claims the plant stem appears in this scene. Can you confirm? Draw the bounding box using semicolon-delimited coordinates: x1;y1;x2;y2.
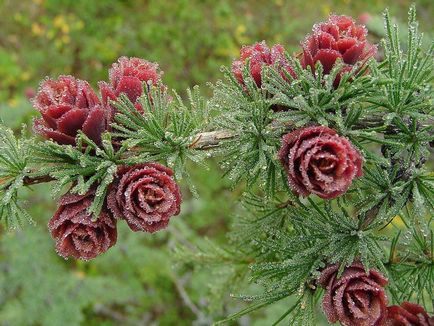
19;116;432;187
21;130;236;186
23;175;55;186
188;130;236;149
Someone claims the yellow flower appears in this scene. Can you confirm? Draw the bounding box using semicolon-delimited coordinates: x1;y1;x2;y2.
7;98;18;108
321;5;331;16
31;23;44;36
73;270;86;279
236;24;246;35
21;71;31;81
235;24;248;45
53;15;65;29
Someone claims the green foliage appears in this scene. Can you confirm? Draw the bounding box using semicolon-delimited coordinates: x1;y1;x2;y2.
178;6;434;324
173;220;251;316
363;10;433;51
265;58;381;129
380;8;433;116
2;0;431;103
0;125;33;228
112;86;209;194
209;67;284;192
276;291;318;326
0;225;144;326
387;206;434;310
30;132;125;217
0;217;214;326
0;49;23;101
0;1;432;325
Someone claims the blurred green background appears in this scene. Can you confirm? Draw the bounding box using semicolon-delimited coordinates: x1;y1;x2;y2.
0;0;432;325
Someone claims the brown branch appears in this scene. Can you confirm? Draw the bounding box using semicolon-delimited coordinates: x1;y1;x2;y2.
20;130;236;187
170;272;211;324
23;175;55;186
18;115;431;187
188;130;236;149
93;303;128;323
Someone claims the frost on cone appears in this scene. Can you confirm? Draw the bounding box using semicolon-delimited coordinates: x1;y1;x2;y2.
301;15;377;86
107;163;182;233
319;262;388;326
99;56;162;119
386;302;434;326
33;76;107;145
278;126;363;199
231;41;296;88
48;188;117;261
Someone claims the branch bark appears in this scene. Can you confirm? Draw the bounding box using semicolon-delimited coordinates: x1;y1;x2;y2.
21;130;236;187
188;130;236;149
23;175;55;185
19;116;431;187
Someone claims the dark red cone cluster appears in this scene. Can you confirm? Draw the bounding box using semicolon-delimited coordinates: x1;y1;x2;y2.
300;15;376;85
319;262;434;326
33;59;183;260
48;188;117;261
108;163;182;233
48;161;182;260
231;15;376;91
386;302;434;326
319;262;389;326
278;126;363;199
33;76;107;145
231;41;296;88
99;57;162;117
32;57;163;146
